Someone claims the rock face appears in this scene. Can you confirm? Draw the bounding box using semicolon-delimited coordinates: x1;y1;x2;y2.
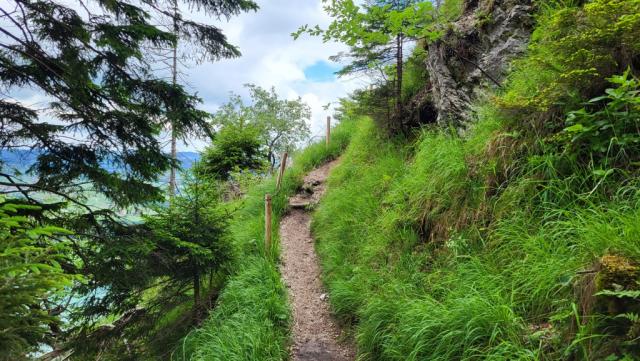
425;0;534;126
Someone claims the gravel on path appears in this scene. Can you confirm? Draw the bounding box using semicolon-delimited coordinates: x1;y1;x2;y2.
279;159;355;361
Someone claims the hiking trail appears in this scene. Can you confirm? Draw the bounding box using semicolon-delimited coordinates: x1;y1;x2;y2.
279;159;355;361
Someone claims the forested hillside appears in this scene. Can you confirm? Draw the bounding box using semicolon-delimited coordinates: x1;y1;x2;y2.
1;0;639;360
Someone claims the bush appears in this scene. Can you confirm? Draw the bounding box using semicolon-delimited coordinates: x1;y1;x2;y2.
498;0;640;130
196;125;267;180
559;70;640;167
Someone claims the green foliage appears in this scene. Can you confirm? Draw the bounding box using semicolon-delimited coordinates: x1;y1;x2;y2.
0;0;256;209
560;71;640;165
172;118;358;361
595;285;640;357
295;0;438;133
439;0;464;21
401;46;429;102
1;0;257;354
145;176;233;298
337;84;396;132
210;84;311;169
312;115;640;360
499;0;640;123
596;289;640;300
0;200;76;359
487;0;640;202
70;173;233;360
196;125;267;180
295;1;436;46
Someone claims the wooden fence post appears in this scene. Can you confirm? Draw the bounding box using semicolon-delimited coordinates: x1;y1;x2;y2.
276;152;288;191
264;194;272;254
326;116;331;147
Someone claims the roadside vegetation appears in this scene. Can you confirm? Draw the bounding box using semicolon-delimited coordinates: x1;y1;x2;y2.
3;0;640;359
312;0;640;360
172;117;357;361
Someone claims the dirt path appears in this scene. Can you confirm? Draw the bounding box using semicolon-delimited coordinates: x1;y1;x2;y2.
280;159;355;361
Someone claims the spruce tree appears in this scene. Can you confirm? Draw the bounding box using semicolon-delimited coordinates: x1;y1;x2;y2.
0;0;256;355
0;0;256;209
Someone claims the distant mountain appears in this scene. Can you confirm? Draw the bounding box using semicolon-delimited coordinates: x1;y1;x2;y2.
175;151;200;170
0;149;201;173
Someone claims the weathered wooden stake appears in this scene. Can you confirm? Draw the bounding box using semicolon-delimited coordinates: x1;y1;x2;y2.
326;116;331;147
276;151;288;191
264;194;272;253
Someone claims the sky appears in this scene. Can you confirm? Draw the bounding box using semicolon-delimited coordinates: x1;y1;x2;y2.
0;0;369;152
174;0;368;151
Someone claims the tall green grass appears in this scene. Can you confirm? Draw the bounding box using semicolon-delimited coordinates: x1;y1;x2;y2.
312;115;640;360
171;118;358;361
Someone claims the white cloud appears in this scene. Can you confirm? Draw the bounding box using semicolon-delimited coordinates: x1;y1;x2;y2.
1;0;367;151
178;0;365;150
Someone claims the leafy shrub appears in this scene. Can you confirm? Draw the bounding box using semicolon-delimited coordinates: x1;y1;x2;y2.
560;70;640;166
196;125;267;180
498;0;640;128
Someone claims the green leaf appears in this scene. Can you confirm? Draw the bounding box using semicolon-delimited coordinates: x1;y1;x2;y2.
564;123;585;132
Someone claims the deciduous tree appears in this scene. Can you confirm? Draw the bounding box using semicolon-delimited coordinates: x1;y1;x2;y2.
294;0;436;127
211;84;311;171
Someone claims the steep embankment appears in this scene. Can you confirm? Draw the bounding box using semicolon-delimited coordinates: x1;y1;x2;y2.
312;0;640;360
314;116;640;360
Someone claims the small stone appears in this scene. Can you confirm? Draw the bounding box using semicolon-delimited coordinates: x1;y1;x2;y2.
320;293;327;301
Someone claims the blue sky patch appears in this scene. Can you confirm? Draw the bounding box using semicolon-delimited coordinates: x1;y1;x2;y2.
303;61;340;82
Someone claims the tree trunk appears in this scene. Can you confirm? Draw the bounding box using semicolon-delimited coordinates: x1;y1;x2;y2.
168;0;179;199
169;124;177;198
193;269;201;323
268;150;275;174
395;32;403;117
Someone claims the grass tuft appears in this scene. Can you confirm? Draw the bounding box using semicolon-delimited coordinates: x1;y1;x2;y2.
312;115;640;360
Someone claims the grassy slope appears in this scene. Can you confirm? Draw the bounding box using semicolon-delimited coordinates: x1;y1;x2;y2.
311;1;640;359
313;116;640;361
172;118;358;361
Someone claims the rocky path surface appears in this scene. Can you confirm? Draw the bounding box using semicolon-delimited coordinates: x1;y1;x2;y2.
280;159;355;361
